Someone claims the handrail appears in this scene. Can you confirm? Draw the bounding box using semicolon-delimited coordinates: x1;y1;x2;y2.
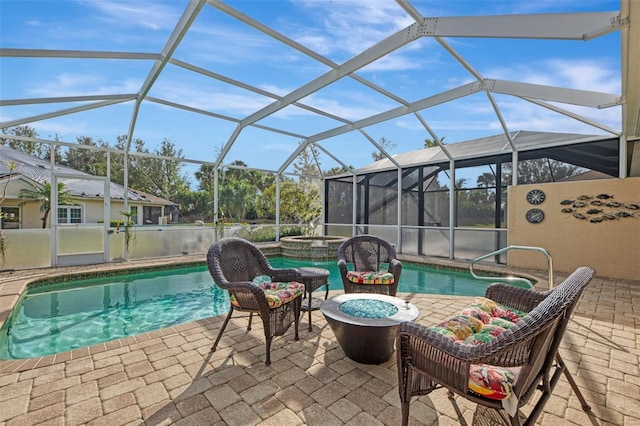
470;245;554;290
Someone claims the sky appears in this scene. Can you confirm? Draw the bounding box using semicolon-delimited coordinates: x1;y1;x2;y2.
0;0;623;180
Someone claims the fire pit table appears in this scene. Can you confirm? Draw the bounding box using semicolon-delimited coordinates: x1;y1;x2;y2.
320;293;419;364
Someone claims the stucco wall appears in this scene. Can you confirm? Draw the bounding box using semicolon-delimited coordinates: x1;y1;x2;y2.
508;177;640;280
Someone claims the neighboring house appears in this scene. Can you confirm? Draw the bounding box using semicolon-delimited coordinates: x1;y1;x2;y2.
0;145;175;229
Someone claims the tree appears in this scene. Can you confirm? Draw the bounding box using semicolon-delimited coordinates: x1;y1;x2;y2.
371;137;395;161
256;178;321;224
104;135;150;189
293;143;321;181
324;165;353;176
19;181;77;228
476;172;496;202
503;159;584;184
136;139;190;200
219;179;255;221
63;136;108;176
424;136;445;149
1;126;47;158
0;160;16;263
195;164;216;220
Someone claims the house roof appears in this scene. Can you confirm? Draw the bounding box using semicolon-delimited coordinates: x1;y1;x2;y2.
348;130;619;175
0;145;173;204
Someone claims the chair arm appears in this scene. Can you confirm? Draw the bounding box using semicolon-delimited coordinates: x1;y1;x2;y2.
337;259;348;276
226;281;271;312
268;267;303;283
389;259;402;274
485;283;547;313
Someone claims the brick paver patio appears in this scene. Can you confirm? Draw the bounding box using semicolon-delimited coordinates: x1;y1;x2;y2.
0;259;638;425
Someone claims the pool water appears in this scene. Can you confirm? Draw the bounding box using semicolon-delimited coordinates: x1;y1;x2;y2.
0;258;521;359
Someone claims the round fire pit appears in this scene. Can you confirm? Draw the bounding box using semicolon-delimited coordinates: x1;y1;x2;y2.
320;293;419;364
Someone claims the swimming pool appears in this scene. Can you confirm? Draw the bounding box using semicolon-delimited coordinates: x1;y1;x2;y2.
0;258;523;359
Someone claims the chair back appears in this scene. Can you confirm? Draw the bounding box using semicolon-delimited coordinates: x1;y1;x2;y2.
207;237;272;289
338;234;396;272
493;267;595;398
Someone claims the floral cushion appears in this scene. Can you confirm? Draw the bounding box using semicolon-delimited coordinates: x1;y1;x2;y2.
346;270;394;285
230;281;305;309
469;364;519;400
428;296;528;414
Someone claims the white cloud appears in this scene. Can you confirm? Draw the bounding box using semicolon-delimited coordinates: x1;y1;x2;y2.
287;0;417;68
150;81;272;116
28;73;142;98
486;58;620;94
80;0;180;31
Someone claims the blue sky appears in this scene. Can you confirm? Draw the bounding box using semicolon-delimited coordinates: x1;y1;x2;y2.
0;0;622;178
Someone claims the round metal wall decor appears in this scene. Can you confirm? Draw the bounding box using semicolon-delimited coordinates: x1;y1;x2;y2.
526;189;546;205
526;208;545;224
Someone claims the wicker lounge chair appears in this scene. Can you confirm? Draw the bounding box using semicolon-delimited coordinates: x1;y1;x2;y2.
206;237;305;365
397;266;595;426
337;234;402;296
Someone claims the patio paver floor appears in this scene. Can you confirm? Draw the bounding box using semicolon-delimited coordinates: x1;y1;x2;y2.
0;259;638;425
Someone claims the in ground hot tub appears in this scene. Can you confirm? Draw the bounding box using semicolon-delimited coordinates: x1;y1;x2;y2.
279;235;347;260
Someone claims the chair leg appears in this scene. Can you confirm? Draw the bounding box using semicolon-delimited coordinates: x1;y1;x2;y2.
401;401;410;426
247;312;253;331
294;297;301;341
264;335;273;366
307;290;313;332
524;363;564;426
211;307;234;352
509;410;523;426
554;353;591;411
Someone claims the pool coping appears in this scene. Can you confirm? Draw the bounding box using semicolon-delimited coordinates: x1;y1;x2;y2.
0;251;542;367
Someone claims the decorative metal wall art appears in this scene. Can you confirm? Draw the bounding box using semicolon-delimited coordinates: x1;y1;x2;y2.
560;194;639;223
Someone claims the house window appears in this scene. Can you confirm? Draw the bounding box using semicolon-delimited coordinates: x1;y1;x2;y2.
143;206;162;225
58;206;83;224
129;206;138;225
0;206;20;229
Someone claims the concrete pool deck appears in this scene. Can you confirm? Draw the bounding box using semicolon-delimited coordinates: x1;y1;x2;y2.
0;256;638;425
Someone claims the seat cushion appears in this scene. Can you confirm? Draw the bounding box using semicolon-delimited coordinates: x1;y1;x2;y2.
346;270;394;285
469;364;519;400
427;296;528;413
230;281;305;309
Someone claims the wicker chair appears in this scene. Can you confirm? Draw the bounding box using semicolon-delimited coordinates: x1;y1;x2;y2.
337;235;402;296
206;237;305;365
397;266;595;426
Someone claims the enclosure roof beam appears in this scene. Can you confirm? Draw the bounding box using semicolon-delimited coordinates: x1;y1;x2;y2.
488;79;620;108
0;48;161;60
1;94;137;107
416;12;623;40
146;97;308;139
0;98;133;129
522;97;622;136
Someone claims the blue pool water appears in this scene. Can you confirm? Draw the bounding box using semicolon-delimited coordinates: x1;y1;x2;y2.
0;258;521;359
